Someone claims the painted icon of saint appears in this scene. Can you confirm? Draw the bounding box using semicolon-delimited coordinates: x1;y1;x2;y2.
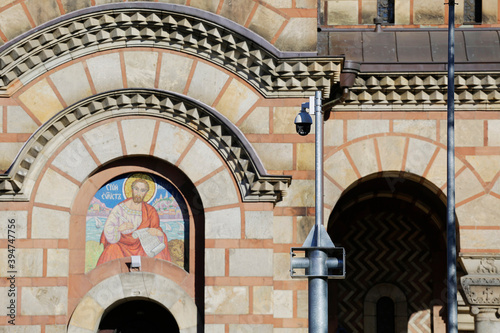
96;174;171;266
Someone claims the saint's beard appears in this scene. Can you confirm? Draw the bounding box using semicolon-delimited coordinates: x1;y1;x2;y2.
133;195;144;203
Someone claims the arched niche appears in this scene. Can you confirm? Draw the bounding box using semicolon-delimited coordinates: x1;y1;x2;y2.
364;283;408;333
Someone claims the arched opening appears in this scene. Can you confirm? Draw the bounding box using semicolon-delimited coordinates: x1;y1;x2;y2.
377;297;395;333
328;172;452;332
98;298;179;333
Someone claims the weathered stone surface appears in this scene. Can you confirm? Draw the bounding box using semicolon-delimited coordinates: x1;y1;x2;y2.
277;179;315;207
205;207;241;239
273;216;293;244
52;138;97;182
324;119;343;147
124;51;158;88
457;195;500;227
69;295;103;331
347;139;377;177
297;289;308;318
0;142;23;171
441;120;484;147
205;248;225;277
21;287;67;315
25;0;60;26
179;139;223;182
248;5;285;42
230;249;273;276
240;107;270;134
61;0;91;13
168;291;198;330
405;139;436;176
253;143;293;171
6;106;38;133
187;61;229;106
361;0;377;24
82;122;123;164
483;0;499;23
253;286;273;315
297;143;315;171
455;168;484;204
414;0;444;24
215;79;260;124
153;121;194;165
205;286;249;314
35;168;79;208
190;0;219;12
296;216;314;243
297;0;315;8
228;325;273;333
0;5;32;40
205;324;225;333
395;0;411;24
273;107;304;134
220;0;255;25
0;326;41;333
466;155;500;183
273;252;291;281
31;207;70;239
325;149;358;189
0;211;28;239
86;53;124;92
245;211;273;239
273;289;293;318
377;136;406;171
327;1;358;25
46;249;69;277
121;118;156;155
347;120;390;141
488;120;500;146
50;63;92;106
18;79;64;123
196;169;239;208
276;17;317;51
158;52;193;93
45;326;66;333
393;120;436;141
461;230;500;250
0;249;43;277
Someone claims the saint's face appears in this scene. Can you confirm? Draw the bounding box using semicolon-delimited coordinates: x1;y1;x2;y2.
132;181;149;203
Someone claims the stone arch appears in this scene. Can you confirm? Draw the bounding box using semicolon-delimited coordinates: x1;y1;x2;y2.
364;283;408;333
67;272;199;333
0;89;291;203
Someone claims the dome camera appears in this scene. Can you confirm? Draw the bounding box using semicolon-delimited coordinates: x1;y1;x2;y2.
294;110;313;136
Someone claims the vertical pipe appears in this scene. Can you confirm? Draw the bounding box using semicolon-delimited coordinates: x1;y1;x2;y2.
447;1;458;332
314;90;323;247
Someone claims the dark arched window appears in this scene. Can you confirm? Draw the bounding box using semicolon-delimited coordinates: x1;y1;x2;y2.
378;0;395;24
464;0;482;24
376;296;395;333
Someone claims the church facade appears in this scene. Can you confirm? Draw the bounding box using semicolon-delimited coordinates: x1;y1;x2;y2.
0;1;499;332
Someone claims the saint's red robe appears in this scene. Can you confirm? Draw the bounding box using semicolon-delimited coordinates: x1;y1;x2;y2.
96;199;171;266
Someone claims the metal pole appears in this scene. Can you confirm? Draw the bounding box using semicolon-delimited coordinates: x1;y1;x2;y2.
309;90;328;333
447;1;458;332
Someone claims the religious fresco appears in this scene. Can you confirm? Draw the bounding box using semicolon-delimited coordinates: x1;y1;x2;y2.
85;172;189;272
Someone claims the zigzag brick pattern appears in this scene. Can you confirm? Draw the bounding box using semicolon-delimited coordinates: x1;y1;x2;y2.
335;211;433;332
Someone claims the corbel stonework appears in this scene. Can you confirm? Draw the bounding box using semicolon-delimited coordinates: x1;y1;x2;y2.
0;89;291;203
461;275;500;306
0;3;342;98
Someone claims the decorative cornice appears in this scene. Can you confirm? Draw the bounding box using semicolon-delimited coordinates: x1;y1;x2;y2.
461;275;500;306
0;89;291;203
337;73;500;109
0;4;341;97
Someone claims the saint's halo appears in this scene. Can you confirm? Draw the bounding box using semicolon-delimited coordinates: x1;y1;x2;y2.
123;173;156;203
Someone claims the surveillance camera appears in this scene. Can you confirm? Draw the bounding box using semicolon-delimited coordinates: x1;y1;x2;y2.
294;109;313;136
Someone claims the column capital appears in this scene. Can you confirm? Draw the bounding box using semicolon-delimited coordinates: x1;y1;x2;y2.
461;275;500;306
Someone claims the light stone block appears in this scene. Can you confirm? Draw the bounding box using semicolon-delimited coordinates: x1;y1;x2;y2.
21;287;67;315
377;136;406;171
18;79;64;123
0;142;23;172
441;120;484;147
0;211;27;239
273;106;303;135
297;0;315;8
324;149;358;189
461;230;500;250
0;4;32;40
196;169;239;208
25;0;59;25
52;138;97;182
483;0;498;23
69;295;104;331
273;289;293;318
229;249;273;276
297;143;315;171
121;118;156;155
86;53;124;92
168;292;198;330
253;286;273;315
395;0;411;24
205;286;249;315
205;324;225;333
297;216;314;243
277;179;314;208
393;120;436;140
0;249;43;277
405;139;436;176
240;107;269;134
124;51;158;88
325;119;343;146
153;121;194;164
187;61;229;106
45;326;66;333
82;122;123;164
455;168;485;205
205;248;225;277
327;1;358;25
488;120;500;146
179;139;223;183
245;211;273;239
493;176;500;196
347;120;390;141
248;5;286;42
158;52;193;93
297;289;308;318
31;207;70;239
6;106;38;133
425;148;447;189
50;62;92;106
347;139;378;177
46;249;69;277
457;195;500;227
414;0;444;24
205;207;241;239
273;252;291;281
190;0;219;12
466;155;500;183
361;0;377;24
215;79;259;124
35;168;79;208
273;329;307;333
273;216;293;244
220;0;255;25
229;325;273;333
253;143;293;171
0;326;41;333
87;275;124;309
61;0;91;13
